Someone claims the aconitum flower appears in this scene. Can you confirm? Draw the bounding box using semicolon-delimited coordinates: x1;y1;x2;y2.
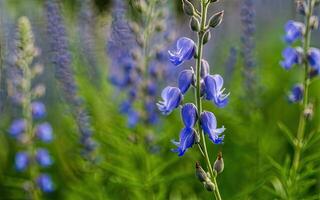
36;149;53;167
8;119;26;137
200;111;225;144
157;87;183;115
204;75;229;108
31;101;46;119
284;20;305;44
168;37;196;66
15;152;29;171
288;84;304;103
181;103;198;128
172;127;196;156
280;47;301;70
178;70;194;94
36;123;53;143
37;174;54;193
307;48;320;72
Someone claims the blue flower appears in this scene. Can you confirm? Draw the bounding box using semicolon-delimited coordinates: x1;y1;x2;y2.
200;111;225;144
15;152;29;171
37;174;54;193
168;37;196;66
127;110;139;128
181;103;198;128
36;148;53;167
280;47;301;70
119;100;132;114
36;123;53;143
284;20;304;44
31;101;46;119
204;75;229;108
157;86;183;115
8;119;26;137
172;127;196;156
178;69;194;94
307;48;320;72
288;84;303;103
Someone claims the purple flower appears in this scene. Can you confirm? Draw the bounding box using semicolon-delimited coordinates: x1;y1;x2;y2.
37;174;54;193
31;101;46;119
172;127;196;156
307;48;320;72
178;69;194;94
36;148;53;167
280;47;301;70
8;119;26;137
15;152;29;171
200;111;225;144
36;123;53;143
181;103;198;128
204;75;229;108
157;87;183;115
168;37;196;66
284;20;305;44
288;84;304;103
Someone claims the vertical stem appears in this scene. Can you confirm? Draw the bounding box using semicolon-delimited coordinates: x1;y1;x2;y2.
195;1;222;199
291;0;313;188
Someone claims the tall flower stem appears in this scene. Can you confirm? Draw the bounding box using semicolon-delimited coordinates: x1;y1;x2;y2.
195;0;222;199
291;0;313;186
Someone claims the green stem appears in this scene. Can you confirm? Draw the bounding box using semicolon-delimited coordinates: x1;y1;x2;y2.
291;0;313;189
195;1;222;199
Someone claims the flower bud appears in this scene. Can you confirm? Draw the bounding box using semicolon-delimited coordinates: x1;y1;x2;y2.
204;180;215;192
190;16;200;32
203;31;211;45
182;0;195;16
304;103;314;120
213;152;224;174
296;0;307;15
208;11;224;28
195;162;209;182
310;16;319;30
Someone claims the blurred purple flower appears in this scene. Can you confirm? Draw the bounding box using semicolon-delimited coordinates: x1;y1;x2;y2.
36;148;53;167
307;48;320;72
31;101;46;119
37;174;54;193
36;122;53;143
8;119;26;137
15;152;29;171
281;47;301;70
288;84;304;103
284;20;305;44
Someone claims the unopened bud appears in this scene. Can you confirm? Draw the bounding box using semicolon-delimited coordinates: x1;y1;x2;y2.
310;16;319;30
202;31;211;45
208;11;224;28
213;152;224;174
304;103;314;119
204;180;215;192
182;0;195;16
190;16;200;32
195;162;209;182
296;0;307;15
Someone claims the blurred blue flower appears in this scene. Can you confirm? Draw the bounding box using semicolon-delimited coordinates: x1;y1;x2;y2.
181;103;198;128
200;111;225;144
178;69;194;94
157;86;183;115
8;119;26;137
168;37;196;66
15;152;29;171
36;149;53;167
128;110;139;128
288;84;304;103
37;174;54;193
36;123;53;143
307;48;320;72
31;101;46;119
281;47;301;70
284;20;305;44
204;75;229;108
172;127;196;156
119;100;132;114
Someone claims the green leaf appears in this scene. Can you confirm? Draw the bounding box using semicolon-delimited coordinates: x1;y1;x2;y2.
278;122;295;146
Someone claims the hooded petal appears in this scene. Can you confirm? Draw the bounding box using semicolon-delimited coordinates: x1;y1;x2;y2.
280;47;300;70
168;37;196;66
204;75;229;108
181;103;198;128
172;127;196;156
178;69;194;94
200;111;225;144
157;87;183;115
284;20;304;44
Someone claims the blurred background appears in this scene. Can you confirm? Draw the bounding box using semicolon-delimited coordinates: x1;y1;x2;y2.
1;0;320;199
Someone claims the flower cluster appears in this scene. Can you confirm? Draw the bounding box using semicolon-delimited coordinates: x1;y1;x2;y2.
7;17;54;195
107;0;172;128
240;0;257;91
46;0;96;160
280;1;320;103
158;37;228;156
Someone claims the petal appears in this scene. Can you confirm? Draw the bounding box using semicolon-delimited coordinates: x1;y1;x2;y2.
181;103;198;128
178;70;194;94
200;111;217;135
